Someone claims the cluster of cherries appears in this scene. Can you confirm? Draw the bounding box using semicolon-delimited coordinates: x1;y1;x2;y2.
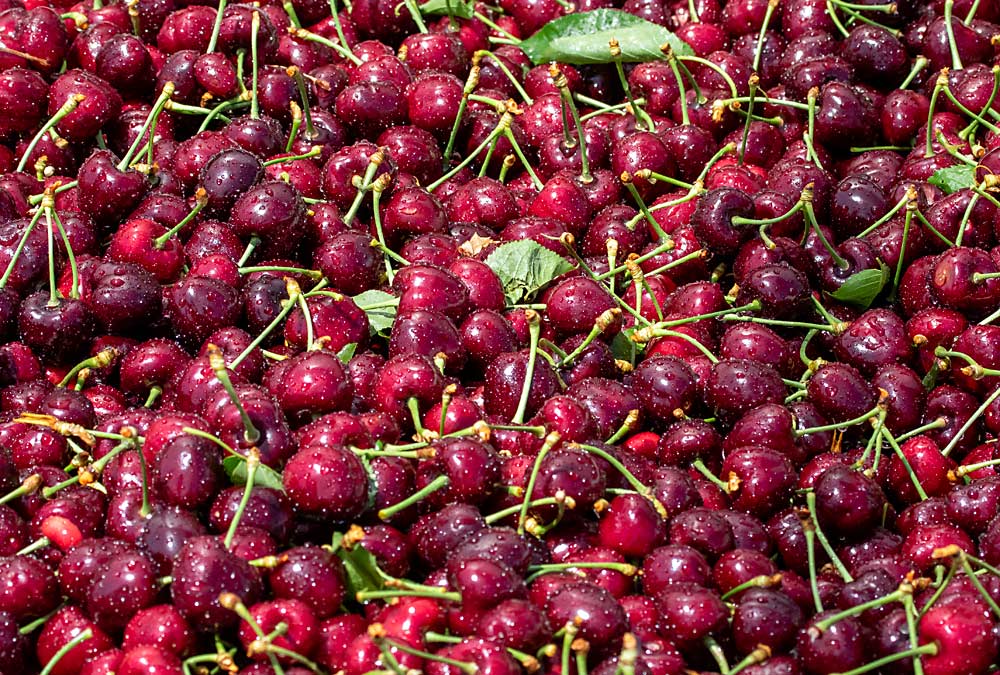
2;0;1000;673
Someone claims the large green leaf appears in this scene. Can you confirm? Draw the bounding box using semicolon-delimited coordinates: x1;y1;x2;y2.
352;290;398;337
222;455;285;491
928;164;976;194
518;9;691;65
828;263;889;309
485;240;575;304
332;532;385;598
418;0;474;19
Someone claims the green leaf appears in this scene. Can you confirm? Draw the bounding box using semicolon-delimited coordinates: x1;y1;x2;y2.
828;262;889;309
332;532;385;597
485;240;575;305
928;164;976;194
352;290;399;337
518;9;691;65
611;330;638;366
418;0;474;19
221;455;285;491
336;342;358;363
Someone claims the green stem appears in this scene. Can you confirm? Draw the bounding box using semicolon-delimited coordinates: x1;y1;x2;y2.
806;491;853;582
40;629;93;675
377;474;449;520
16;95;84;174
512;311;541;424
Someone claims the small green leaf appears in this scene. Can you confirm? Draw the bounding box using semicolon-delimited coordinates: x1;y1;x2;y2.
485;240;575;305
418;0;474;19
352;290;399;337
222;455;285;491
332;532;385;597
928;164;976;194
518;9;691;65
828;263;889;309
611;330;638;366
337;342;358;363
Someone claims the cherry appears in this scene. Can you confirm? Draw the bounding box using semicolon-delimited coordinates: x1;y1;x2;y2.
597;493;666;558
87;550;158;632
483;350;560;422
48;69;124;143
122;604;196;658
170;535;262;632
36;606;115;675
919;603;997;675
545;581;627;656
732;587;803;656
814;465;887;539
282;444;369;519
77;150;150;229
806;362;877;424
19;293;96;365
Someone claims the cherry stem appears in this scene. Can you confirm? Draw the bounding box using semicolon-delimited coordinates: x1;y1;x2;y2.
737;75;760;165
293;26;361;65
621;174;670;241
208;345;262;445
805;491;854;582
16;536;50;556
221;594;287;675
941;384;1000;457
703;636;730;675
376;637;475;674
58;348;118;388
377;474;449;520
16;95;84;174
801;519;824;613
731;198;803;228
880;427;930;499
662;46;690;127
678;54;738;98
945;82;1000;136
120;82;175;170
832;644;938;675
153;189;208;248
575;443;656;503
370;176;395;282
43;203;59;307
816;586;910;632
485;495;572;525
518;432;562;535
206;0;229;52
182;427;241;458
634;300;762;340
796;405;882;437
691;459;729;492
508;311;542;424
231;278;307;369
803;87;825;170
40;629;93;675
561;309;622;369
552;65;592;183
802;192;850;270
857;190;912;238
720;574;782;601
0;474;41;506
224;448;261;549
606;409;641;445
47;207;80;301
443;66;480;168
343;149;385;223
526;561;637;584
250;10;261;119
943;0;963;70
609;39;654;130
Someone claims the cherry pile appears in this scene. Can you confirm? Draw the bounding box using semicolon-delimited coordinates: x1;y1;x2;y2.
1;0;1000;672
